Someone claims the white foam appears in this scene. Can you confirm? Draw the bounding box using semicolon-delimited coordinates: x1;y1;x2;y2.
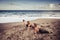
0;17;39;23
0;16;60;23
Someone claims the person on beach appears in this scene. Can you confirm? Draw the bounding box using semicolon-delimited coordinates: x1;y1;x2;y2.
23;19;26;24
26;21;31;30
33;23;49;34
26;21;35;30
33;23;40;34
22;19;27;26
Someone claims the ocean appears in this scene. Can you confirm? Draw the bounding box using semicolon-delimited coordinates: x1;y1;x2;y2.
0;10;60;23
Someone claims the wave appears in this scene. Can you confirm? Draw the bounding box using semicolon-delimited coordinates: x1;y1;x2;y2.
0;12;60;17
0;12;60;23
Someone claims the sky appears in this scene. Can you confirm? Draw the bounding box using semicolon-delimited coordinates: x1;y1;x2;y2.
0;0;60;10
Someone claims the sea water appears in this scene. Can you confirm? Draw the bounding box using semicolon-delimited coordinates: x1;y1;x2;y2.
0;10;60;23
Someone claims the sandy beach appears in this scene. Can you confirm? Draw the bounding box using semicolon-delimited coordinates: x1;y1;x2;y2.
0;18;60;40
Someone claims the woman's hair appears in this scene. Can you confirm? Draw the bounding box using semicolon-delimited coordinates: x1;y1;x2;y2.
27;21;30;24
34;23;37;27
23;19;25;22
26;21;30;27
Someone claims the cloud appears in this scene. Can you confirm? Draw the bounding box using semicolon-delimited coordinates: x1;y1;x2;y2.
0;3;60;10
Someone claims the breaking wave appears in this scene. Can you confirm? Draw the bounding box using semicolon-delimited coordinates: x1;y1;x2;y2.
0;12;60;23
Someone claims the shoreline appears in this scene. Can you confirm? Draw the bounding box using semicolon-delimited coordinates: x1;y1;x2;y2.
0;17;60;23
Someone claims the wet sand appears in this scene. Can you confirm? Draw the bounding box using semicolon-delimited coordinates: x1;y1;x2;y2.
0;18;60;40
